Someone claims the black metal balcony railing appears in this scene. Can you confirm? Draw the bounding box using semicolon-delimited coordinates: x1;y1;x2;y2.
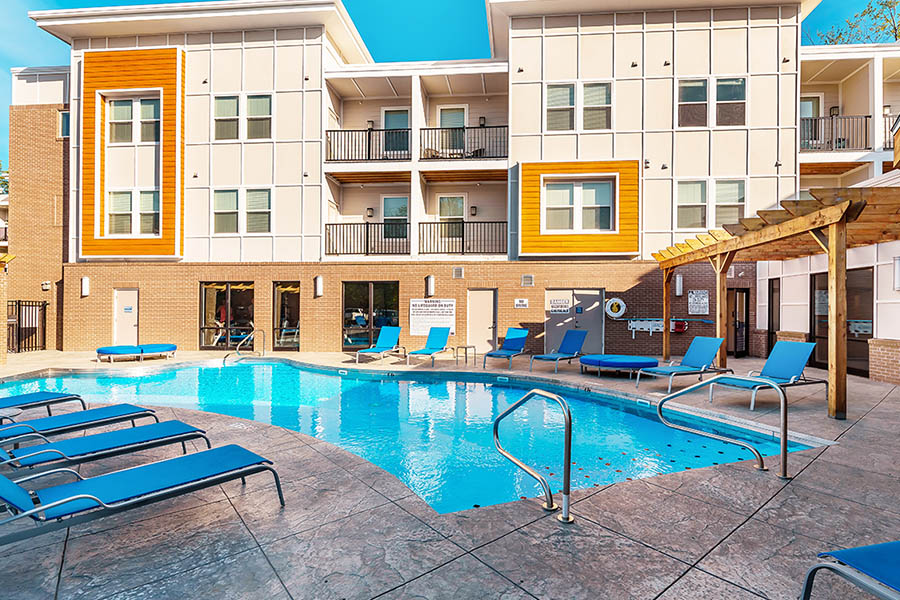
885;115;898;150
420;126;508;159
325;129;412;162
419;221;508;254
800;115;871;151
325;222;411;255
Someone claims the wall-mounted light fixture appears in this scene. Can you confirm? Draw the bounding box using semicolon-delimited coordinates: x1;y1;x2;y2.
366;120;375;129
774;160;782;168
663;60;671;66
644;159;650;169
313;275;324;298
479;116;486;127
631;61;638;67
675;273;683;297
366;207;374;218
894;256;900;291
517;67;524;73
425;275;435;298
81;277;90;297
41;281;51;292
470;205;478;216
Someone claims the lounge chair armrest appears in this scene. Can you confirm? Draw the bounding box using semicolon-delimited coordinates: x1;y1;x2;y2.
669;361;676;366
13;467;85;484
747;370;760;376
0;422;38;435
0;432;52;447
788;375;800;384
1;448;69;467
0;493;110;526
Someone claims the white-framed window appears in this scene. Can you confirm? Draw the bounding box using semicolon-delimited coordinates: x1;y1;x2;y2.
139;99;160;142
715;180;745;226
541;177;617;234
106;190;160;236
716;78;746;127
546;84;575;131
246;189;271;233
109;99;134;143
583;83;612;130
677;181;707;229
108;97;159;144
138;190;160;234
438;194;465;238
438;105;467;153
107;191;133;234
382;195;408;239
213;189;239;234
678;80;708;128
58;111;70;138
247;95;272;140
214;96;239;141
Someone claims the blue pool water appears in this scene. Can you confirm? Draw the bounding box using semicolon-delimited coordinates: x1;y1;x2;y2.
0;361;809;513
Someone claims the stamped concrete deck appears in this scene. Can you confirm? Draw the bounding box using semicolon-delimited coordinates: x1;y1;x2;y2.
2;350;898;599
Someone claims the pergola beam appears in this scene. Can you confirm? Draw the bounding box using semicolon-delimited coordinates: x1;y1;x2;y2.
662;268;674;361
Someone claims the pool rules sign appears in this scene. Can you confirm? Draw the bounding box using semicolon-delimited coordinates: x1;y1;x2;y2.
409;299;456;336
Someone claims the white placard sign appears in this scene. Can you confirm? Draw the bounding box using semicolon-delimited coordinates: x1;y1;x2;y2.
409;299;456;336
514;298;529;309
687;290;710;315
549;297;571;314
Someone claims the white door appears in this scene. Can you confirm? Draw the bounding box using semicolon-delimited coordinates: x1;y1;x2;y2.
467;289;497;353
544;288;605;354
114;288;139;345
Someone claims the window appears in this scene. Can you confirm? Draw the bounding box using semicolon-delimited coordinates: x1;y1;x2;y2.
139;191;160;234
543;179;616;233
214;96;239;140
140;99;160;142
677;181;707;228
59;111;70;138
716;78;746;126
678;80;707;128
383;109;410;153
382;196;408;238
274;282;300;349
438;194;465;238
109;100;133;143
438;106;466;152
108;191;133;234
246;189;271;233
715;180;745;226
213;190;239;233
583;83;612;130
247;95;272;140
547;84;575;131
200;282;254;349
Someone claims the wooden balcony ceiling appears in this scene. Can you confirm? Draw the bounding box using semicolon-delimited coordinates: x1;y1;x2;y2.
420;169;508;182
885;57;900;82
801;58;867;83
328;171;411;184
800;162;867;176
420;73;507;95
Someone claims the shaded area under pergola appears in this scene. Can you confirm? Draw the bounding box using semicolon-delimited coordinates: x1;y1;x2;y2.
652;187;900;419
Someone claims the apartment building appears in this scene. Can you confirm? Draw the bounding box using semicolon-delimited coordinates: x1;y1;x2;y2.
9;0;818;358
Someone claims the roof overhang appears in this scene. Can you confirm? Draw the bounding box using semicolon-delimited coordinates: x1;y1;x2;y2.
30;0;372;63
486;0;822;59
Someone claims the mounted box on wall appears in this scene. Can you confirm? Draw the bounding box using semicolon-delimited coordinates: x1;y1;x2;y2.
313;275;323;298
81;277;90;297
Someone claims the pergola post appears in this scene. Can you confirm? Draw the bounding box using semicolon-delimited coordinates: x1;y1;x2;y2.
827;220;847;419
709;252;736;369
662;268;673;361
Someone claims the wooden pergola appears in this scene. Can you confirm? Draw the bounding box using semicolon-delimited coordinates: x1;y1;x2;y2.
652;188;900;420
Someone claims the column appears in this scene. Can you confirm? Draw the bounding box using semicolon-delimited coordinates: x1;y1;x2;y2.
409;75;425;257
828;220;847;419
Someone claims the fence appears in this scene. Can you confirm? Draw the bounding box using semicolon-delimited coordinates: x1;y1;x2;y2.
7;300;47;353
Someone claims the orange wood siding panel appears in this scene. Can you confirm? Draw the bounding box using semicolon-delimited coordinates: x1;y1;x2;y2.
519;161;640;255
81;48;182;257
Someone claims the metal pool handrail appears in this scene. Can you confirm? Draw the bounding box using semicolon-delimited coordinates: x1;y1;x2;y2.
223;329;266;365
656;374;790;479
493;388;574;523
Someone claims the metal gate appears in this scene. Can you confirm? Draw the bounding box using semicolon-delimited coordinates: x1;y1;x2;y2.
7;301;48;353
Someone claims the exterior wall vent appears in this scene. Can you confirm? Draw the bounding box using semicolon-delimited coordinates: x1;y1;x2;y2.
521;274;535;287
452;266;465;279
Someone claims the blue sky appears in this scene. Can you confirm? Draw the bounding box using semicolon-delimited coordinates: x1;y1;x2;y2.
0;0;865;170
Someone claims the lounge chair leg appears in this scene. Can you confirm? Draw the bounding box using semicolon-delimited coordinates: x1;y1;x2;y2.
181;441;187;454
200;434;212;449
529;357;534;372
708;383;715;404
750;388;758;411
240;476;247;485
130;419;136;427
267;466;286;506
635;371;641;389
554;360;558;374
46;405;53;416
668;375;675;394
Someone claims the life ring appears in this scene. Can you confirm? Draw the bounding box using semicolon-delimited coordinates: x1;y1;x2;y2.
605;297;627;318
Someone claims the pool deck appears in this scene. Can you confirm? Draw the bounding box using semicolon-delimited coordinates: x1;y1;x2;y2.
3;350;899;599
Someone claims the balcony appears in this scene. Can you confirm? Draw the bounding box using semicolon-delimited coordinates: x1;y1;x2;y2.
325;222;411;255
800;116;871;152
325;129;412;162
419;221;507;254
885;115;898;150
420;126;508;160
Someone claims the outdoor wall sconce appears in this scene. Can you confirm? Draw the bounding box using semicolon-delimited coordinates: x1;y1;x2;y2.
81;277;90;297
367;120;375;129
661;164;668;169
41;281;51;292
631;61;638;67
517;67;524;73
663;60;671;66
366;207;374;218
313;276;324;298
894;257;900;290
470;206;478;216
644;159;650;168
675;274;684;297
479;116;486;127
782;57;790;63
202;78;208;84
425;275;435;298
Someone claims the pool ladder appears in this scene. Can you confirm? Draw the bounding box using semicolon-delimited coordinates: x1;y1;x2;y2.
223;329;266;365
656;374;791;480
493;389;574;524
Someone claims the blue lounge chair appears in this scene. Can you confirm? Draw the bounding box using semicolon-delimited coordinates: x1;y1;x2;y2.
580;354;658;377
96;345;142;362
529;330;588;373
483;328;529;370
708;340;824;410
138;343;177;359
0;404;158;442
356;326;404;363
800;541;900;600
407;327;451;367
0;444;284;546
1;420;210;471
635;337;730;392
0;391;85;416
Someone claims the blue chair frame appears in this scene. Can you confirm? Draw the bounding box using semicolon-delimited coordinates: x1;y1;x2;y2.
483;328;529;370
800;541;900;600
355;326;405;364
635;337;731;392
529;330;588;373
407;327;451;367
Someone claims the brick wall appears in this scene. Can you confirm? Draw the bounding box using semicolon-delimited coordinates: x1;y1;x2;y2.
0;270;7;364
776;330;808;343
8;104;68;350
750;328;768;358
868;338;900;384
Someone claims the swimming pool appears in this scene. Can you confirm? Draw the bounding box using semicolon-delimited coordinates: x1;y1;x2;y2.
0;360;810;513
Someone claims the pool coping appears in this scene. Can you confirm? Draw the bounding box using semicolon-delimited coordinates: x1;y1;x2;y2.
0;355;835;451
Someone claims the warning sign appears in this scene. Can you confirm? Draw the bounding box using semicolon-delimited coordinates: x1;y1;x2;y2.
409;299;456;336
549;298;571;314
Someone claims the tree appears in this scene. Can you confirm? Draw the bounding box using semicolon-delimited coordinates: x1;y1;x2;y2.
809;0;900;44
0;161;8;195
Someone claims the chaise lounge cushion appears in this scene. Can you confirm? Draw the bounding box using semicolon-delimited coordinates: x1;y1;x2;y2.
138;343;177;354
97;346;142;356
580;355;658;369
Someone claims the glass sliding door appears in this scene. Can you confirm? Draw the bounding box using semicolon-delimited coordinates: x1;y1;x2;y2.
810;268;873;376
439;106;466;154
199;282;254;349
274;282;300;350
383;109;409;155
342;281;400;350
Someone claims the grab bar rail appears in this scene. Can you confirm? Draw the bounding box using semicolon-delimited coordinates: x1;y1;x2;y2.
223;329;265;365
493;388;574;523
656;374;790;479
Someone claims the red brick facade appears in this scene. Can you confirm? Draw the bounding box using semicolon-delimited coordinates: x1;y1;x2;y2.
868;338;900;384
